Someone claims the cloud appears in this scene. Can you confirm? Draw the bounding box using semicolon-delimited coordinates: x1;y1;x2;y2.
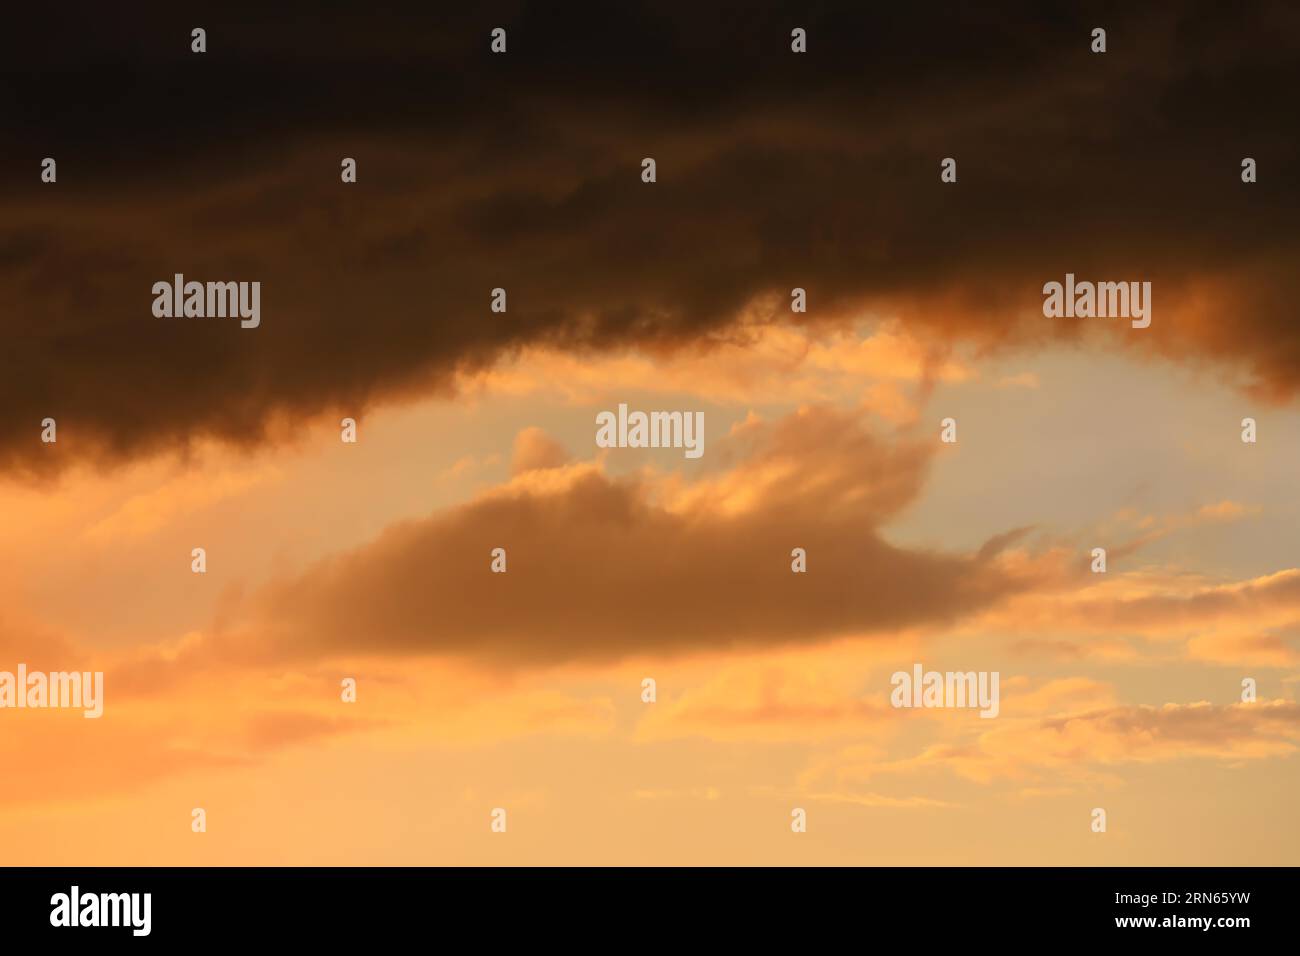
0;670;383;808
1186;632;1300;667
1100;500;1262;556
183;407;1042;666
636;657;896;744
970;566;1300;667
510;426;571;475
806;791;955;809
469;320;971;409
859;700;1300;786
4;3;1300;473
1050;568;1300;634
83;460;281;543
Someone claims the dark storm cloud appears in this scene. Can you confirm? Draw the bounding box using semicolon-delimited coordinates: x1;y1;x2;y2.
1;1;1297;472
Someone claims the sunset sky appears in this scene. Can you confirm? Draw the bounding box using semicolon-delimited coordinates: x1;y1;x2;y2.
2;2;1298;865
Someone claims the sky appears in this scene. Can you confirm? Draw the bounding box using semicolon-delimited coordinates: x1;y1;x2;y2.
1;1;1298;865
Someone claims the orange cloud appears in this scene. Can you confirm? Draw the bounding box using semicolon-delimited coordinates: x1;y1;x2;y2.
183;407;1041;667
836;700;1300;788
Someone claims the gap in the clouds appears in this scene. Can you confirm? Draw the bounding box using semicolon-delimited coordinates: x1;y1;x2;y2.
884;344;1300;582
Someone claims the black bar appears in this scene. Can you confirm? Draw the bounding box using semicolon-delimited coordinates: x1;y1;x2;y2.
0;867;1287;943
